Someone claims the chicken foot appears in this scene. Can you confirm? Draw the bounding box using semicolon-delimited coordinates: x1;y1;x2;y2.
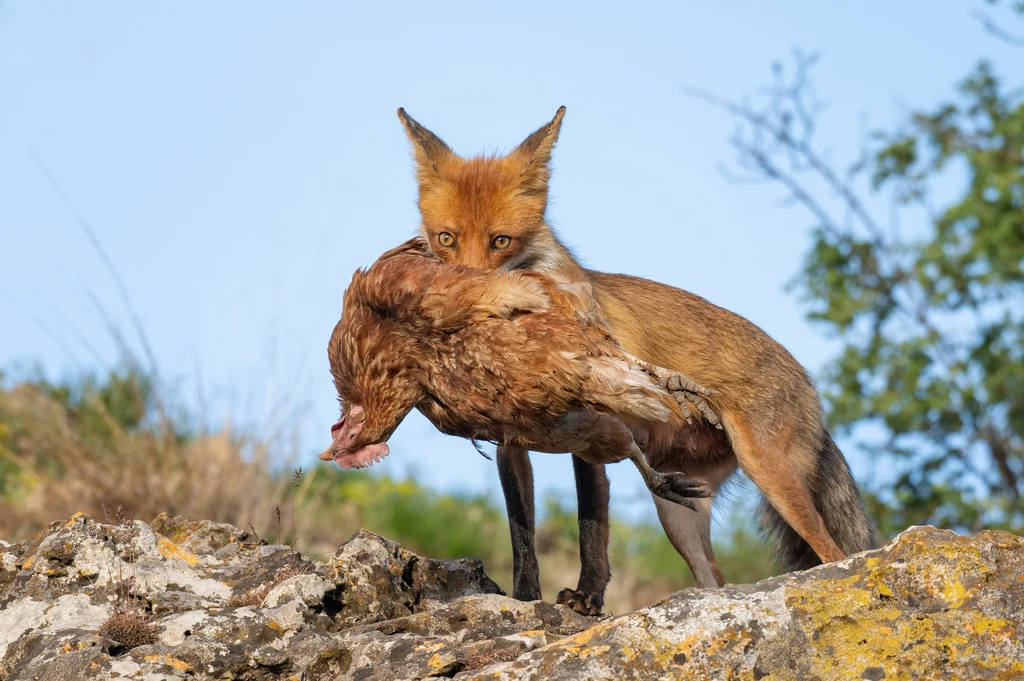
664;372;722;429
625;353;722;429
627;441;709;510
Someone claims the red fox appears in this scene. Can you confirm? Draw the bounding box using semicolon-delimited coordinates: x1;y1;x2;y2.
395;106;876;615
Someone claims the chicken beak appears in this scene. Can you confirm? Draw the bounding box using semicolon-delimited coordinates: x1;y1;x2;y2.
320;416;347;461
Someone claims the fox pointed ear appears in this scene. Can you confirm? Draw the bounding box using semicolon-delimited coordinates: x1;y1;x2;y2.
512;106;566;195
397;108;454;173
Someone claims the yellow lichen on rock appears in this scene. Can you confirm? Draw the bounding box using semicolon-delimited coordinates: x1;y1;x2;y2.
144;654;192;672
577;644;610;660
462;527;1024;681
163;656;192;673
427;652;450;671
780;528;1023;680
156;536;200;566
542;619;618;658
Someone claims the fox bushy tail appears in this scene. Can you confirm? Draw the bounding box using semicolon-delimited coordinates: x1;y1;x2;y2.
759;431;877;571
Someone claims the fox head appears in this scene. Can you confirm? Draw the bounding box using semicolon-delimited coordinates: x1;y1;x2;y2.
397;106;566;272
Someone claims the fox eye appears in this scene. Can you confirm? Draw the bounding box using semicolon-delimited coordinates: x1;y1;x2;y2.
437;232;455;248
491;235;511;250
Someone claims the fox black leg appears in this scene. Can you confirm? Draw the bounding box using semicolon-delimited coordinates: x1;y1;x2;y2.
555;456;611;616
497;445;542;602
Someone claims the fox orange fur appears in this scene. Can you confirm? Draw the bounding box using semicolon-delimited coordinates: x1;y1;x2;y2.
396;106;876;615
319;237;718;509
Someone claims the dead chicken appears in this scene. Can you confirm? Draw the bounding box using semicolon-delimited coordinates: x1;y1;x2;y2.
319;238;720;508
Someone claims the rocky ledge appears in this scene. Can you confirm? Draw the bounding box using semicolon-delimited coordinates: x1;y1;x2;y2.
0;515;1021;680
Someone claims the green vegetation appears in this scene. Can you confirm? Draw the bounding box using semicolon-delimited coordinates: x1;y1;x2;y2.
700;3;1024;537
0;367;775;613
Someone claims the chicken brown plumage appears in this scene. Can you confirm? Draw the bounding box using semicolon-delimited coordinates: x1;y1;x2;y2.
320;238;720;507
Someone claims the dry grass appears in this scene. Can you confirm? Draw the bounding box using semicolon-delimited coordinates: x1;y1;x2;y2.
0;382;320;546
98;611;160;652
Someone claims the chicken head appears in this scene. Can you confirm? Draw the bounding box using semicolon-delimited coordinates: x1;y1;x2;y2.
318;404;392;469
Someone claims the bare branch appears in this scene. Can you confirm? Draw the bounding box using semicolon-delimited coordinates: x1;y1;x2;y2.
713;160;774;186
685;72;889;247
973;9;1024;47
689;57;970;377
981;424;1022;500
728;135;844;239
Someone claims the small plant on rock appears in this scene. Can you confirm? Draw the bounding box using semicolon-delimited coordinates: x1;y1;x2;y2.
98;610;159;653
94;503;159;654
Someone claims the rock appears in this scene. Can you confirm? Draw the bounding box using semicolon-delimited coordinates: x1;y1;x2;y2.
325;529;504;626
150;514;254;556
0;514;564;680
263;573;333;609
252;643;290;668
1;518;1021;680
464;526;1024;680
280;594;595;681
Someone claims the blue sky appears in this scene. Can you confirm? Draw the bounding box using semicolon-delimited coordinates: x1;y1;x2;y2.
2;1;1021;523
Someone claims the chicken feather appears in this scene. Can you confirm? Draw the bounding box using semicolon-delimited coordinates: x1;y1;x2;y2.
321;238;719;508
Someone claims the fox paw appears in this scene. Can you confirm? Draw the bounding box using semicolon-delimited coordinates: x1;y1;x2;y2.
650;473;709;510
555;588;604;616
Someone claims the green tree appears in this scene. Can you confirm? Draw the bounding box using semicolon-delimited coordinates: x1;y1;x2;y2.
694;4;1024;537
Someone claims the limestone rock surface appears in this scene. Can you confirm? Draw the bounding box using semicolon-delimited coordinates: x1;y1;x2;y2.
1;515;1021;681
